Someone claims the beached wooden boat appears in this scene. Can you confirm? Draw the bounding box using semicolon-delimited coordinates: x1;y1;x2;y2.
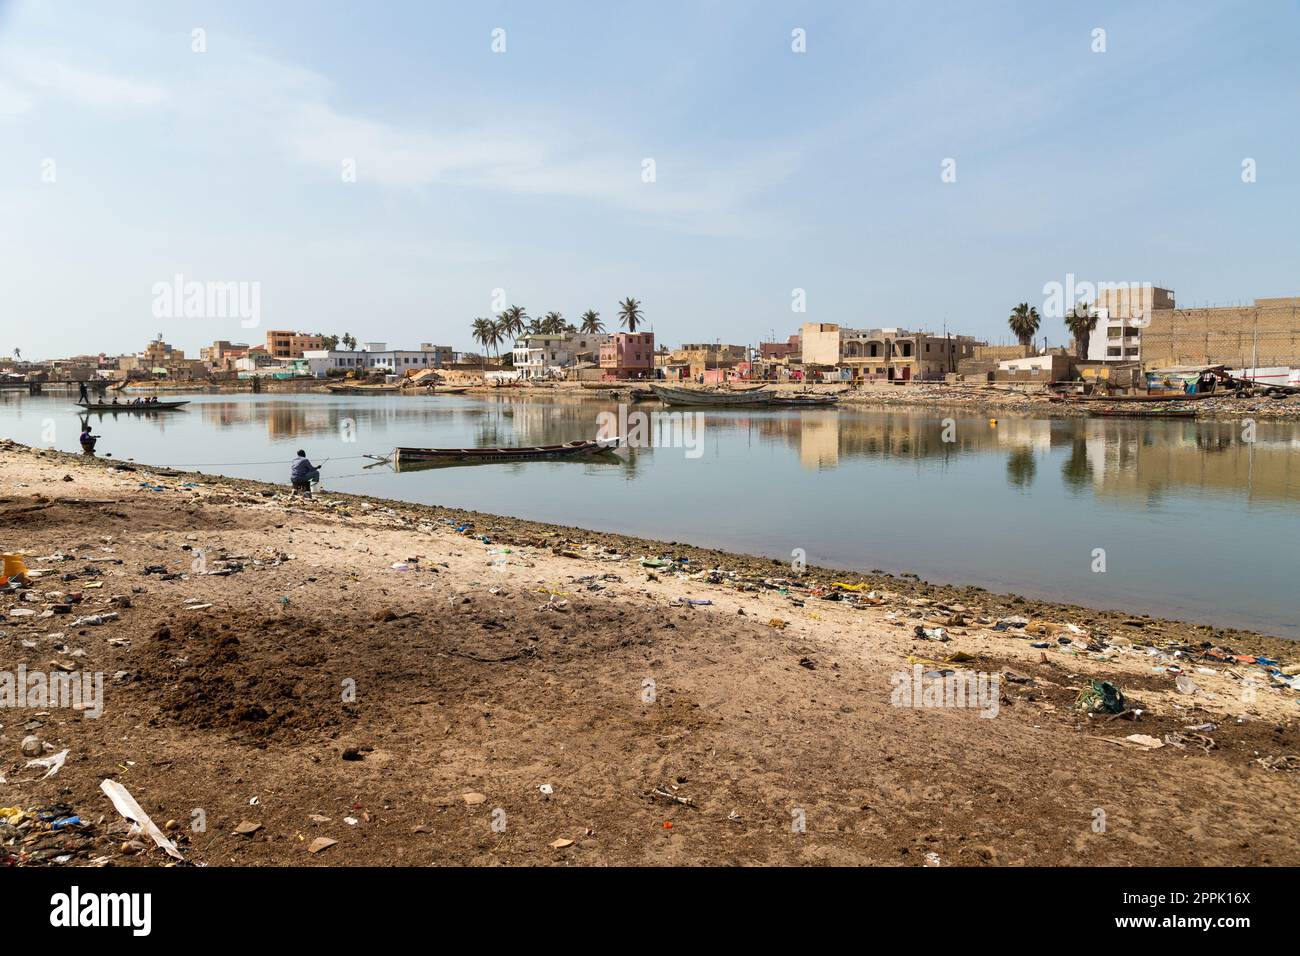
650;384;773;406
770;393;840;406
1087;407;1198;418
580;382;630;390
326;383;401;394
393;437;620;466
1052;391;1219;404
76;400;189;411
431;386;469;395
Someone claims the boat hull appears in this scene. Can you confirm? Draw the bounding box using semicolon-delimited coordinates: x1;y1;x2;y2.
393;438;620;466
76;401;189;411
650;384;773;406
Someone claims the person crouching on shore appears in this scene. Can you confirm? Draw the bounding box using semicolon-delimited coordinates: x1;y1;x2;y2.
290;449;322;498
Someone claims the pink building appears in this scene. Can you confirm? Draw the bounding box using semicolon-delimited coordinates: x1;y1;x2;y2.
599;332;654;380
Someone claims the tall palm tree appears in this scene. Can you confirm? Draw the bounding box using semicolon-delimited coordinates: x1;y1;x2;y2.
526;318;544;335
1008;303;1041;348
580;311;603;334
471;317;494;374
499;305;527;343
1064;302;1097;360
541;312;565;334
617;297;643;333
341;333;356;351
13;347;20;361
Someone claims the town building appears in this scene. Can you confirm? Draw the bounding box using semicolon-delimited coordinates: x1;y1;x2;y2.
301;343;454;378
799;323;981;382
1139;295;1300;370
599;332;655;380
511;332;610;379
759;334;801;362
266;330;327;360
665;343;749;381
1086;286;1175;362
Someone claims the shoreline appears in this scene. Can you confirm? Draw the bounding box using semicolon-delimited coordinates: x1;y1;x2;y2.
6;438;1296;654
3;440;1299;866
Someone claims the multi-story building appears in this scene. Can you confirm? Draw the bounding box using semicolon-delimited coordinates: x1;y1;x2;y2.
1086;286;1175;362
511;332;610;379
599;332;655;380
799;323;981;382
759;334;801;362
301;343;454;378
266;330;327;359
666;343;749;380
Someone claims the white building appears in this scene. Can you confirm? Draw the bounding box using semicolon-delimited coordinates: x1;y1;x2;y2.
302;342;454;378
511;333;610;380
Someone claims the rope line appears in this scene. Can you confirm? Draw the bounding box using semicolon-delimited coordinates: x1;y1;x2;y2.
173;455;375;467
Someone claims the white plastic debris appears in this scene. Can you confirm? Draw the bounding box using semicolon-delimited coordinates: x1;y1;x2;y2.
26;748;68;779
100;778;185;861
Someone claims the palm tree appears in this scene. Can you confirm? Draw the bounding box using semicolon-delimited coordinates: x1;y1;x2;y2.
471;317;495;374
341;333;357;351
580;311;603;334
617;297;643;333
499;305;527;344
541;312;565;334
13;347;20;362
526;318;545;335
1064;302;1097;360
1008;303;1041;348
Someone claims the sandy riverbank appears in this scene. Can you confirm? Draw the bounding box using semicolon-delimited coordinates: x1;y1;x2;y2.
2;440;1298;866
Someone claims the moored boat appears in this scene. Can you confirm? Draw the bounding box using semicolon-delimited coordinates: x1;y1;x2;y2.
393;437;620;467
326;383;401;394
650;384;774;406
769;393;840;406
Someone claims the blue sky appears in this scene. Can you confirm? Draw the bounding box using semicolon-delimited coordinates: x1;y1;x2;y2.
2;0;1297;360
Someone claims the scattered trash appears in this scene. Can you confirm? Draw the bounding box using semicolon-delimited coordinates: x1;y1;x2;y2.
1075;679;1126;715
307;837;337;854
99;779;185;861
26;749;68;779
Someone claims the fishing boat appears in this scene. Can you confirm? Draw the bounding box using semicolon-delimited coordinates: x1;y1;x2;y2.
326;383;401;395
1087;407;1198;419
650;384;774;406
770;393;840;407
76;400;190;411
1051;391;1219;404
580;381;630;391
392;437;620;466
430;385;470;395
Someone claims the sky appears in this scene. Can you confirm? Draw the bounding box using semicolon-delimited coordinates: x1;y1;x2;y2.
2;0;1298;360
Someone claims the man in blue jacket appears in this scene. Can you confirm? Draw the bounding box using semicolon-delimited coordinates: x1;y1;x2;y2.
290;450;322;498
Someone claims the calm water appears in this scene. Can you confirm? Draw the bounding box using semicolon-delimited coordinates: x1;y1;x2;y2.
4;389;1298;637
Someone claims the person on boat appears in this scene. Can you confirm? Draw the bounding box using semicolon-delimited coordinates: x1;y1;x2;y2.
290;450;322;498
111;396;119;405
78;381;89;403
79;427;98;454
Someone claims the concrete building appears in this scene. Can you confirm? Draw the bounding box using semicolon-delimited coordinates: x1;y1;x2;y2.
799;322;981;382
301;343;453;378
1086;286;1175;362
511;332;610;379
666;343;749;380
599;332;654;380
266;330;326;360
759;334;801;362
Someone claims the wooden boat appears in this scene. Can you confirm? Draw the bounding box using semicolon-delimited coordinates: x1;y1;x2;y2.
1051;391;1219;404
580;382;630;390
629;388;659;401
650;384;773;406
326;383;401;395
430;386;469;395
76;400;189;411
770;393;840;406
1087;407;1197;418
393;437;620;466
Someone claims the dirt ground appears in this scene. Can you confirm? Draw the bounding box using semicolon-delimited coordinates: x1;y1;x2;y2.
2;440;1297;867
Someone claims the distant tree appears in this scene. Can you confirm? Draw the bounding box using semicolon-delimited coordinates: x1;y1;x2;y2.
1064;302;1098;360
471;318;494;373
617;297;643;333
321;334;340;351
13;348;20;361
1008;303;1041;348
341;333;357;351
580;310;603;334
541;312;565;334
